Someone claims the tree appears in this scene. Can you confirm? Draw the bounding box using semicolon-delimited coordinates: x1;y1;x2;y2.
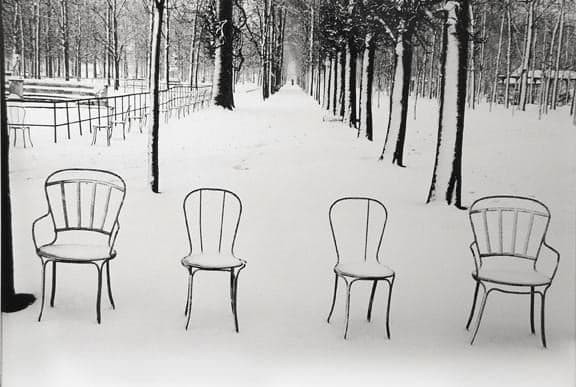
378;0;440;167
427;0;469;208
212;0;236;109
149;0;165;193
1;1;36;313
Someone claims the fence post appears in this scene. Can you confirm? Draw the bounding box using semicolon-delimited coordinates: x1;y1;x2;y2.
65;101;71;139
77;102;82;136
53;101;57;143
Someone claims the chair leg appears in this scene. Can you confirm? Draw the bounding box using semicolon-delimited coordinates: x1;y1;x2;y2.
26;128;33;147
38;260;49;322
185;270;192;316
185;270;197;330
466;281;480;330
50;261;57;307
231;269;240;333
327;273;339;323
470;288;489;345
367;280;378;322
540;291;547;348
105;261;115;309
530;286;535;334
385;276;395;339
344;280;353;339
95;263;104;324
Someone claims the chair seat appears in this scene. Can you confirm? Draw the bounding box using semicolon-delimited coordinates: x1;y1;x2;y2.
38;243;115;261
335;262;394;279
181;253;245;270
474;267;551;286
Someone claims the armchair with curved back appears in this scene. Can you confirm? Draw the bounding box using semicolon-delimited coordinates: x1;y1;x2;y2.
32;168;126;324
466;195;560;347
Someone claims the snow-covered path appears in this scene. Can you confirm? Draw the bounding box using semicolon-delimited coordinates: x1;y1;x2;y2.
4;85;575;386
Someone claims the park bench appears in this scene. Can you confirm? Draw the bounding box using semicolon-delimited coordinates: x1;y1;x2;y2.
6;78;105;101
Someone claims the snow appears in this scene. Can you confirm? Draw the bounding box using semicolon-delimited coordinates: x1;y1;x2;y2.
3;84;575;386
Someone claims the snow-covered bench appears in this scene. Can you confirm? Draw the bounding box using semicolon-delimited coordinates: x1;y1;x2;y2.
7;79;105;101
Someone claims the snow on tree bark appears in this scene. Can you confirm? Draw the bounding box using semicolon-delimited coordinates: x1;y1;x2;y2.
360;33;375;141
212;0;235;109
149;0;165;193
519;0;535;111
380;25;412;166
427;0;469;207
344;38;357;128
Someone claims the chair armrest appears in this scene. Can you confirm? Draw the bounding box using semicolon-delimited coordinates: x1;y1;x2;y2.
536;242;560;280
469;241;481;274
32;213;54;250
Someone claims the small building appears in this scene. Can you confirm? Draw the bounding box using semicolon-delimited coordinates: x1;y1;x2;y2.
497;68;576;105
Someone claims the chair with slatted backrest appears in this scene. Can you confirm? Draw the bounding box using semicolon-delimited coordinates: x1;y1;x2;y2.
181;188;246;332
466;195;560;347
7;105;33;148
32;169;127;324
326;197;395;339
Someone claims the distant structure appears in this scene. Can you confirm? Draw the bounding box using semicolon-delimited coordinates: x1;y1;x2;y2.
497;68;576;105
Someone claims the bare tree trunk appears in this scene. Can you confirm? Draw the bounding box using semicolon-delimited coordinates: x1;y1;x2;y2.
360;34;375;141
476;7;486;104
333;50;341;116
345;38;357;128
308;1;314;96
149;0;165;193
165;0;170;86
380;26;412;167
504;1;512;108
544;14;560;114
34;1;41;78
427;0;469;208
518;0;534;110
19;3;26;78
339;46;346;118
551;0;565;110
61;0;70;81
490;14;505;111
427;31;436;99
1;2;36;313
467;2;475;108
212;0;235;109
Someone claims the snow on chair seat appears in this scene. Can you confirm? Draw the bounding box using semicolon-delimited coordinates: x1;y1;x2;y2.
465;195;560;348
38;244;116;262
181;253;245;270
327;197;396;340
181;188;246;333
32;169;126;324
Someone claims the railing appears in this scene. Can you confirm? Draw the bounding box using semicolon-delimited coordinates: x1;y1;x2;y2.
6;85;213;143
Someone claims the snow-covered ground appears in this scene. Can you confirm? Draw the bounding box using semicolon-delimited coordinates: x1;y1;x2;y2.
3;85;575;386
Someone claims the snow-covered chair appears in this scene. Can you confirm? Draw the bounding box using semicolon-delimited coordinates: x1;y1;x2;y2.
327;197;395;339
7;106;33;148
32;169;127;324
181;188;246;332
466;195;560;347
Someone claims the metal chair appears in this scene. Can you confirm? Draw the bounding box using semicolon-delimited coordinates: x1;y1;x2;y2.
7;106;33;148
32;169;127;324
466;195;560;347
181;188;246;332
327;197;395;339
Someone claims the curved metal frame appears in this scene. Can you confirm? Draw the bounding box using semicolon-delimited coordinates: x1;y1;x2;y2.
181;188;246;332
465;195;560;348
326;197;395;339
32;168;127;324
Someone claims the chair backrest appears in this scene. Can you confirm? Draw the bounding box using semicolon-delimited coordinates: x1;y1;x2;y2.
329;197;388;265
469;195;550;260
44;169;126;236
7;106;25;125
183;188;242;256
